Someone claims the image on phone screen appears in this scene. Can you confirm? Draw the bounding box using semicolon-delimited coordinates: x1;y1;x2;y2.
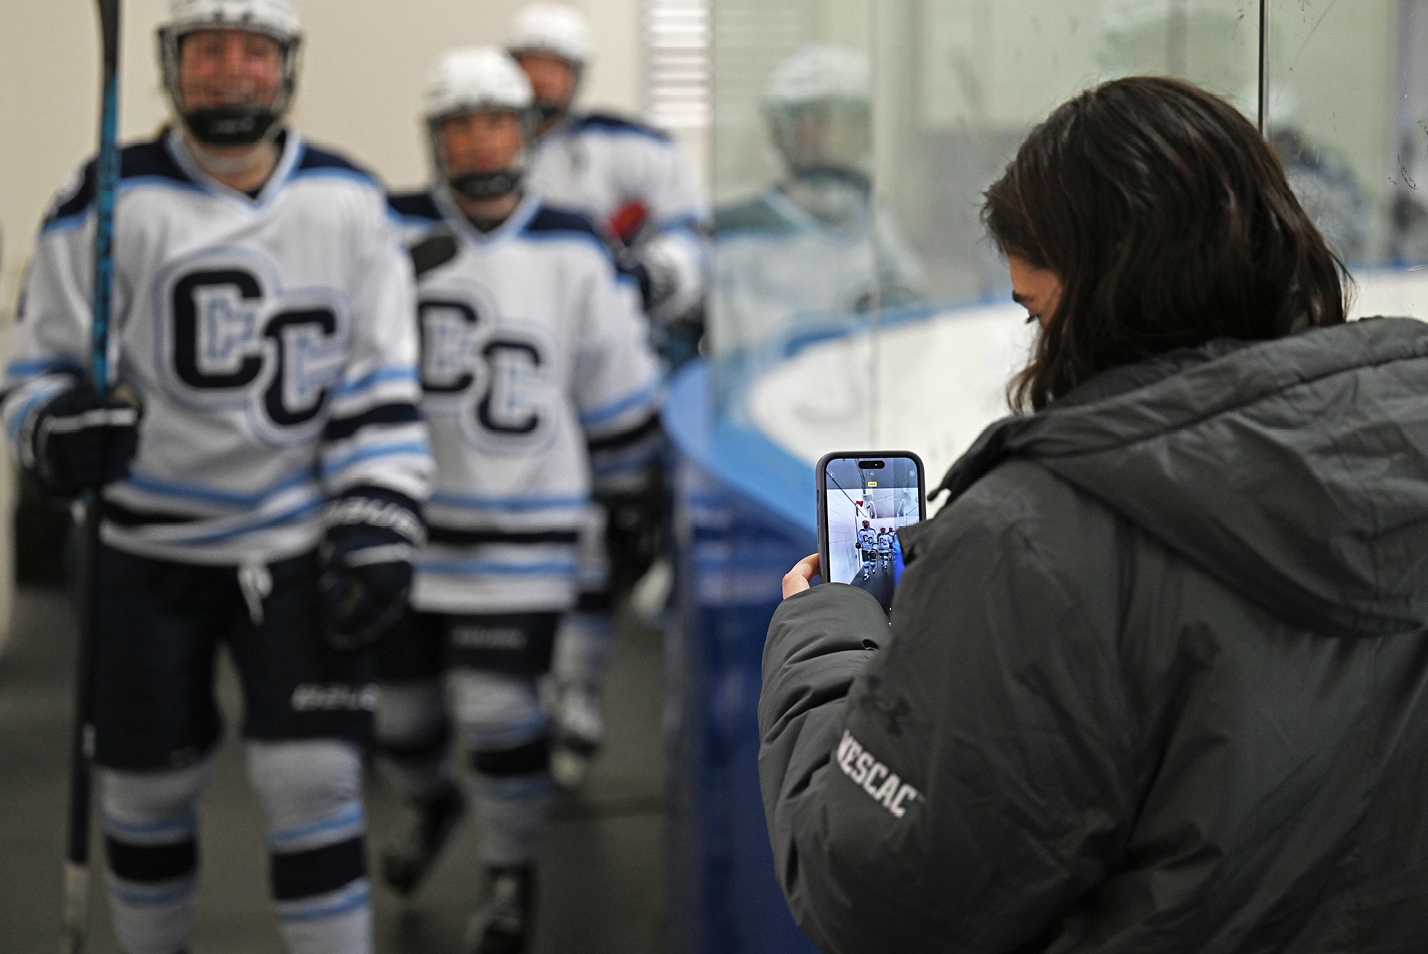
822;456;923;612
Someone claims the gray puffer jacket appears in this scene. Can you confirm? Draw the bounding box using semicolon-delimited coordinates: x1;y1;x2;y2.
759;317;1428;953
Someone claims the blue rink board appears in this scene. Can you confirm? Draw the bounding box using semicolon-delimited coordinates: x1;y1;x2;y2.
662;359;821;954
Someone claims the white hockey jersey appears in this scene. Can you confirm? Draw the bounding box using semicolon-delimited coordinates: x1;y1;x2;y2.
857;527;878;551
525;112;708;322
712;183;924;354
387;188;662;615
3;130;431;565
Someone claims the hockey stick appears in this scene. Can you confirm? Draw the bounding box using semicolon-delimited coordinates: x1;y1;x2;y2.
61;1;121;951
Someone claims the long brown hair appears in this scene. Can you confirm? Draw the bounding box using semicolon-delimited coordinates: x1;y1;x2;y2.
983;76;1349;411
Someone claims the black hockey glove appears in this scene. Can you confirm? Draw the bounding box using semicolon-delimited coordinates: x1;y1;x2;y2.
23;385;140;497
600;478;667;599
318;487;425;651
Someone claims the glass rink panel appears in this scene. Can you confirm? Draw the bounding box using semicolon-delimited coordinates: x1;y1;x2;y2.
672;5;1428;952
707;0;1428;486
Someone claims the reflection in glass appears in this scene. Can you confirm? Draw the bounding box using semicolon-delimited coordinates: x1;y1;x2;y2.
712;45;923;359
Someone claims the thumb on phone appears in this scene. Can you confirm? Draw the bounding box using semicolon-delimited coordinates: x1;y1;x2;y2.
782;553;820;599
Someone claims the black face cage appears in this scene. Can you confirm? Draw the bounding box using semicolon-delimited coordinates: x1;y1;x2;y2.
157;24;302;145
425;107;536;190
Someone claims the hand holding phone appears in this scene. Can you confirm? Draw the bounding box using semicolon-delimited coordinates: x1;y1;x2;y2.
816;451;927;614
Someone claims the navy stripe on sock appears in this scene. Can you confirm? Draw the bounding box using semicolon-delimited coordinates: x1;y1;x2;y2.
271;836;366;901
471;736;550;777
377;721;450;761
106;836;198;883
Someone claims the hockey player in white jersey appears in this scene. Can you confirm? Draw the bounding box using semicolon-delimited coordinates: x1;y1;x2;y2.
876;526;893;567
377;47;661;954
507;2;707;333
506;1;700;792
857;521;879;579
2;2;430;952
713;44;924;354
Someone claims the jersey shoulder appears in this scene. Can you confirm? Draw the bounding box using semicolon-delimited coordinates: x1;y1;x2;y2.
714;193;797;238
44;135;191;230
568;112;672;144
290;140;382;190
387;190;443;225
522;203;605;242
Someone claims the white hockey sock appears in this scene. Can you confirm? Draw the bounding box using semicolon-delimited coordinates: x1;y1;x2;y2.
552;609;615;692
448;669;553;867
247;740;371;954
471;772;554;868
100;760;212;954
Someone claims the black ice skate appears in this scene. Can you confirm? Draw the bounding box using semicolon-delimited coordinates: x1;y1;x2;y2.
381;780;466;896
464;866;535;954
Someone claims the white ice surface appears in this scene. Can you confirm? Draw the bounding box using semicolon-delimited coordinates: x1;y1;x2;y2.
747;269;1428;485
747;301;1036;484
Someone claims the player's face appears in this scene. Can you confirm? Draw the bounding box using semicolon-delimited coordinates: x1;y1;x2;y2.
515;52;577;109
177;28;283;112
1007;255;1063;329
775;100;871;173
439;110;525;177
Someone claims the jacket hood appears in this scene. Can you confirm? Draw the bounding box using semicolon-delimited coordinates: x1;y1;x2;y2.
932;317;1428;636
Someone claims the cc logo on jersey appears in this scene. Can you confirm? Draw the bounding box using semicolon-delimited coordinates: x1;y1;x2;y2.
155;249;349;447
417;281;556;452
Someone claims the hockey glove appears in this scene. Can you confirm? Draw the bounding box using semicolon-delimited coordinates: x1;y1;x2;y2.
599;477;667;599
619;244;679;318
318;487;425;651
23;385;140;497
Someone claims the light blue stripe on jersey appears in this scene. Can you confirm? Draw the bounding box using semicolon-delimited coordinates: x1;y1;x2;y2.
388;209;439;229
179;498;324;545
119;465;317;510
580;379;661;429
427;491;589;511
520;229;613;262
6;357;84;380
323;439;430;478
331;366;419;400
418;558;579;576
287;168;381;192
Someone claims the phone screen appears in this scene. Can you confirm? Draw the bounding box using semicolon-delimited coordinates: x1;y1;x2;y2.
820;453;925;613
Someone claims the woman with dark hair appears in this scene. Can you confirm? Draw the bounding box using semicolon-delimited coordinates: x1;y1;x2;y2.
760;76;1428;953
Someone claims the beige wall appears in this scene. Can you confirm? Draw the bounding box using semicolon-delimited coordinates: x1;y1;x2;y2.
0;0;646;316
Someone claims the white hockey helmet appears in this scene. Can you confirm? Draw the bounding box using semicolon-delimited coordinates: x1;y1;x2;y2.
506;3;592;68
424;46;534;121
764;45;872;179
424;47;535;202
765;44;869;109
156;0;302;146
